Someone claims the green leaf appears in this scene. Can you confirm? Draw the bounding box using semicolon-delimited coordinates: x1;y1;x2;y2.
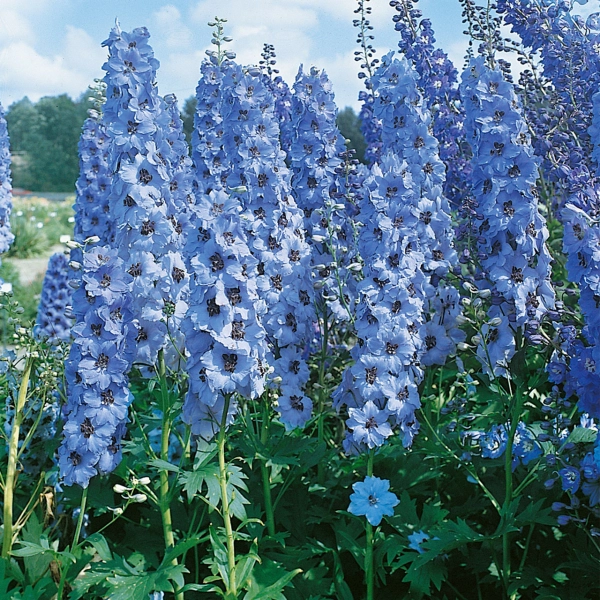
86;533;113;561
11;542;51;557
243;568;302;600
179;464;220;506
148;458;180;473
161;535;206;567
565;427;597;445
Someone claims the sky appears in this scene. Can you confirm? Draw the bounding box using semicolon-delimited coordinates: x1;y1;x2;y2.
0;0;597;112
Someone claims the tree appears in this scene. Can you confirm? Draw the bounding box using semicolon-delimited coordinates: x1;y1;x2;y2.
336;106;367;164
6;94;88;192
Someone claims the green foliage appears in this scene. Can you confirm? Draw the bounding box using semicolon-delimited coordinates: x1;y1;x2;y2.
336;106;367;163
6;95;88;192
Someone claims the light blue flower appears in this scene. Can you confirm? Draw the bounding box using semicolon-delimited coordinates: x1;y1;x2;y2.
348;475;399;526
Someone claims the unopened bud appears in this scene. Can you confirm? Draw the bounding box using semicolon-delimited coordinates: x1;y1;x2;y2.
471;335;482;345
312;235;326;243
348;263;362;272
478;289;491;298
488;317;502;327
113;484;128;494
229;185;247;194
66;240;82;249
457;342;471;351
462;281;477;293
137;477;151;486
85;235;101;244
69;261;82;270
132;493;147;503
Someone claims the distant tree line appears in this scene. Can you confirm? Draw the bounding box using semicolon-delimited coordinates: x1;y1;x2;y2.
6;95;89;192
5;94;366;192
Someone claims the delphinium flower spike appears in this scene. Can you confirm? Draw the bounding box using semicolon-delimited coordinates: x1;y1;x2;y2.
335;53;456;451
59;245;135;487
460;57;555;378
390;0;471;207
73;80;113;248
0;103;14;256
497;0;600;416
101;25;191;372
183;53;269;438
34;253;73;344
288;65;360;324
219;62;316;429
354;0;382;166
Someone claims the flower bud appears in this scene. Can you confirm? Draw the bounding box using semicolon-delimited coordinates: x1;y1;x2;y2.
132;493;147;503
113;484;128;494
488;317;502;327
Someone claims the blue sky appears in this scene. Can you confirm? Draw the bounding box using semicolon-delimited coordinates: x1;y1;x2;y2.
0;0;596;111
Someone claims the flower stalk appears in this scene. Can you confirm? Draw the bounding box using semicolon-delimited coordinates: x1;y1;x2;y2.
217;394;237;597
2;356;34;558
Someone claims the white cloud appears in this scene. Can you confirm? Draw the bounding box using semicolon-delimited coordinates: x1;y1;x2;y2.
0;10;35;44
151;5;193;50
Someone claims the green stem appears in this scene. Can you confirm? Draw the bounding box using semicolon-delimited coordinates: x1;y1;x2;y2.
365;450;375;600
502;388;524;591
317;309;329;484
217;394;237;597
73;487;89;548
157;351;183;600
260;399;276;537
2;356;34;558
158;352;176;551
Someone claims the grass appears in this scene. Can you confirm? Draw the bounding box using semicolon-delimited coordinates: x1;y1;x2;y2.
7;196;75;258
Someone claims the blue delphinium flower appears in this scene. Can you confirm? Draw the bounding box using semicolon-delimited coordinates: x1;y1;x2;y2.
101;25;191;372
34;253;73;344
59;245;135;487
348;475;399;526
336;52;457;451
73;82;113;247
0;103;15;255
288;65;359;323
460;57;555;377
221;61;315;429
470;421;542;470
390;0;471;207
498;0;600;415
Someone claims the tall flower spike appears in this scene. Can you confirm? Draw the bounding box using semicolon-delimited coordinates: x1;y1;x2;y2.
183;53;270;438
373;52;460;368
0;103;14;256
101;26;191;371
390;0;471;207
288;65;360;324
460;57;555;378
335;53;457;451
73;81;113;247
354;0;382;166
34;253;73;344
59;245;135;487
219;61;316;430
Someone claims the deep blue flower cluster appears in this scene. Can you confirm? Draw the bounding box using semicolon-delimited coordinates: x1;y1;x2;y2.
335;53;456;451
101;25;191;371
497;0;600;414
460;57;555;377
34;253;73;344
59;246;134;487
288;66;359;323
390;0;472;207
0;103;14;255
